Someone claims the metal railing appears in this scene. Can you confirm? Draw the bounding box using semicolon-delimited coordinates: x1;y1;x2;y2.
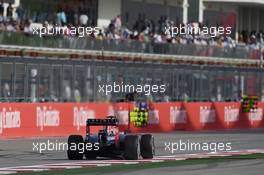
0;31;262;59
0;56;263;103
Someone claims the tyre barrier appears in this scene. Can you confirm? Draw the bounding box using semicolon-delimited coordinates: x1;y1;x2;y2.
0;102;263;138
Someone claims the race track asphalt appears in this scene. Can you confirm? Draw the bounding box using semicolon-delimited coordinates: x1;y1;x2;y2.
0;129;264;169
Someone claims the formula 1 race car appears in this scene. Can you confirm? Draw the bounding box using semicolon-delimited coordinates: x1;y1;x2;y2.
67;116;155;160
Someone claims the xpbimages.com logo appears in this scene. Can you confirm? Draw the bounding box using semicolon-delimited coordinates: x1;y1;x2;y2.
165;24;232;38
32;140;99;154
32;25;101;38
164;140;232;154
98;82;166;96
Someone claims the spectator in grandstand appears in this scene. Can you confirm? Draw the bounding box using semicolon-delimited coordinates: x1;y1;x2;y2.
153;33;163;43
96;29;104;40
3;83;11;100
50;93;59;102
6;3;13;20
23;19;33;35
64;85;71;102
56;8;67;26
237;34;246;46
106;15;124;40
249;35;259;50
15;4;25;22
0;0;4;17
216;87;222;102
5;20;16;32
256;32;262;44
74;81;81;102
0;15;3;23
114;15;122;32
0;21;4;31
163;95;170;102
182;93;189;102
79;13;88;27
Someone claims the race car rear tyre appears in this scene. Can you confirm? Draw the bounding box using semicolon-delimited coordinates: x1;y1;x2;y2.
67;135;84;160
124;135;140;160
140;134;155;159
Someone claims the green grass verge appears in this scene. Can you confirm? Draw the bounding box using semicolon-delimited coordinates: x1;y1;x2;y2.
15;153;264;175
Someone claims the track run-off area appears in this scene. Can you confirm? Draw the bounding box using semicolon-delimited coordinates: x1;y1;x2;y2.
0;131;264;174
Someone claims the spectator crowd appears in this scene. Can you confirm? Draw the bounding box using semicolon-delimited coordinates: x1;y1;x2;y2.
0;1;263;51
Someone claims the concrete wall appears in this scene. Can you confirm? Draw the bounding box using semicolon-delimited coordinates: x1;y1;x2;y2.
203;1;264;36
203;2;238;13
97;0;121;28
238;7;264;33
121;0;183;29
97;0;184;28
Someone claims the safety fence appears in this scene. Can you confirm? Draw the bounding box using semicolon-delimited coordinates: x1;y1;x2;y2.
0;32;262;59
0;102;263;138
1;56;263;103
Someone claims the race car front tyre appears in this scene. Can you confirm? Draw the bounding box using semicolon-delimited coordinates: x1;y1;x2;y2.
124;135;140;160
67;135;84;160
140;134;155;159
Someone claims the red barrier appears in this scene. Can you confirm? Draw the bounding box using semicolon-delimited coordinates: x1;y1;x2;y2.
214;102;246;129
247;103;264;128
0;102;264;138
0;103;111;138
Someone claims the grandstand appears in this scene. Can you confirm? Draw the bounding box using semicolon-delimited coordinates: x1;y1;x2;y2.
0;0;263;103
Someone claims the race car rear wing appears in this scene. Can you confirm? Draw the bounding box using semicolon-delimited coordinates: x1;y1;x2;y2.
86;117;119;126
